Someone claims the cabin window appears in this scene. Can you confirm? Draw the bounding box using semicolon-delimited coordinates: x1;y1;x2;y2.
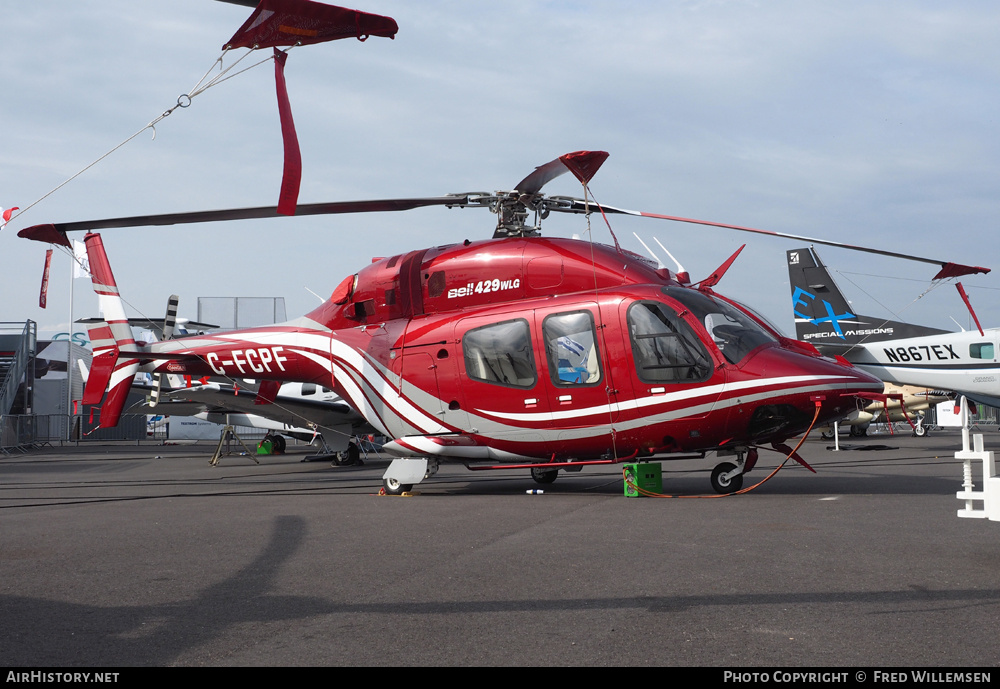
627;301;712;383
543;311;602;386
462;319;537;388
971;343;995;359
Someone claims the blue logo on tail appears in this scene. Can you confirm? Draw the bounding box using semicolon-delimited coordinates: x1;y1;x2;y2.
791;287;854;339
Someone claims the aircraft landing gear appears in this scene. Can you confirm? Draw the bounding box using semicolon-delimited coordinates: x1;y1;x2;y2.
332;442;362;466
913;416;929;437
381;458;439;495
711;447;753;494
711;461;744;494
531;467;558;484
269;434;286;453
382;476;413;496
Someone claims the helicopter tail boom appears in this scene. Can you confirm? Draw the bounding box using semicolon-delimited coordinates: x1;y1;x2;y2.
81;232;140;428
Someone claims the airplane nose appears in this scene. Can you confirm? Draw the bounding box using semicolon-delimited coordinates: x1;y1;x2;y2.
731;343;884;441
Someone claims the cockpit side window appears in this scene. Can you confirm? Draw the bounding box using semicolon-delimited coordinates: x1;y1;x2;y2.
971;342;995;360
662;287;778;365
627;301;712;383
462;319;537;388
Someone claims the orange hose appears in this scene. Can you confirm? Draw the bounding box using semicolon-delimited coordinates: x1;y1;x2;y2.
623;401;823;498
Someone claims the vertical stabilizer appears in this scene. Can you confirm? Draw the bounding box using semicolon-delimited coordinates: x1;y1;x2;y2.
787;247;948;348
84;233;139;427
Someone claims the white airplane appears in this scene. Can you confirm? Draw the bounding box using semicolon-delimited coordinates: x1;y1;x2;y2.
787;247;1000;409
149;378;373;462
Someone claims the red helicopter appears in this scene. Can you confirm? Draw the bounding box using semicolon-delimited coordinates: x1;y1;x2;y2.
22;151;892;494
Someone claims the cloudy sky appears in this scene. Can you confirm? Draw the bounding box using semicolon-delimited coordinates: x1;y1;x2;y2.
3;0;999;341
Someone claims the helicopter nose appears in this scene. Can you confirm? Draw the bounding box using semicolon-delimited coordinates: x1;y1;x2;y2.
732;344;884;440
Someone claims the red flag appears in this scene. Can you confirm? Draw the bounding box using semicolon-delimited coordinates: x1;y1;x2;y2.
39;249;53;308
1;206;18;230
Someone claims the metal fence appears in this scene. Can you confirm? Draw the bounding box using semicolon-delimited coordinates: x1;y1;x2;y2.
197;297;287;330
2;413;152;452
79;414;148;441
1;412;276;454
1;414;62;453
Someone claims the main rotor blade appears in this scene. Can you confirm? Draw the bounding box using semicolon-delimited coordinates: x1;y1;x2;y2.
18;196;469;246
514;151;609;195
550;198;990;279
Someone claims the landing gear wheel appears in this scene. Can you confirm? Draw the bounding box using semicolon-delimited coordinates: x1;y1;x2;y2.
913;425;929;437
711;462;743;494
382;477;412;495
271;434;286;453
821;430;834;440
850;424;868;437
333;442;361;466
531;467;558;485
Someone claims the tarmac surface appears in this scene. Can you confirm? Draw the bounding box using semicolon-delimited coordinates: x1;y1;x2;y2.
2;428;999;667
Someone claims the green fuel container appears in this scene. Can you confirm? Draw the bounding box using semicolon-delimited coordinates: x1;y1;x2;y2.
624;462;662;497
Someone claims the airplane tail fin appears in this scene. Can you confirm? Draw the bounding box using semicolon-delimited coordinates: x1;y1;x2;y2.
82;233;140;427
787;247;947;348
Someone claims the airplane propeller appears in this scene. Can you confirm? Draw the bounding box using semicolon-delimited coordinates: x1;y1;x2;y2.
16;150;988;279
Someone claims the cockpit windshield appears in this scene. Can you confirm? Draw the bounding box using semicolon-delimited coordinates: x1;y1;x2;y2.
663;286;779;365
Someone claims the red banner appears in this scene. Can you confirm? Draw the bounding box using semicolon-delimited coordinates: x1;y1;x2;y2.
39;249;52;309
274;48;301;216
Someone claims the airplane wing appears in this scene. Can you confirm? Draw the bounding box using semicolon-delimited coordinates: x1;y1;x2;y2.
155;382;367;431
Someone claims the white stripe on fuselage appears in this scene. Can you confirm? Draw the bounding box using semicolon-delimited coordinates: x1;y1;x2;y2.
476;375;870;423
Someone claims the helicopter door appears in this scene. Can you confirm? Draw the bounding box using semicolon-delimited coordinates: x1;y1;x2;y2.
388;320;464;437
619;299;723;421
534;305;618;429
455;314;550;443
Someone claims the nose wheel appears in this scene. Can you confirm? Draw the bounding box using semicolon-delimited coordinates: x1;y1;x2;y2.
382;476;413;495
711;461;744;494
